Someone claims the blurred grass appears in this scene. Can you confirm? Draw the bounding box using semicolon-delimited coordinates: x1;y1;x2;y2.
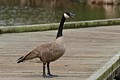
0;19;120;34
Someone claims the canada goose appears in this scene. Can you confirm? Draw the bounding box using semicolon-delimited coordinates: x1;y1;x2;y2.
17;12;74;77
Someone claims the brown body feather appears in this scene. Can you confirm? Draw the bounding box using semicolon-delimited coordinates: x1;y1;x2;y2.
17;37;65;63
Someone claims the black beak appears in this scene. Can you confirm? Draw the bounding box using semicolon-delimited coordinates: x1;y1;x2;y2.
70;13;75;18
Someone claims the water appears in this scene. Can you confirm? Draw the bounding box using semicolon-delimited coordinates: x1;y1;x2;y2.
0;0;120;26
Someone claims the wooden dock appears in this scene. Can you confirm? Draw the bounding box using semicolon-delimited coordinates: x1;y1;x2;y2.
0;25;120;80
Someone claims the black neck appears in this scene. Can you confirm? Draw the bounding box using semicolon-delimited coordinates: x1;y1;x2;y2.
56;15;66;39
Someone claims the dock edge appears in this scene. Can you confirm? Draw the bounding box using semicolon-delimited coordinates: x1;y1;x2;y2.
87;52;120;80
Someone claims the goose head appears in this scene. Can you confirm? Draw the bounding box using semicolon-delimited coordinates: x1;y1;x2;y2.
63;12;75;19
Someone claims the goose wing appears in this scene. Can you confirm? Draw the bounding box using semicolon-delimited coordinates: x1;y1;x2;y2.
36;42;65;62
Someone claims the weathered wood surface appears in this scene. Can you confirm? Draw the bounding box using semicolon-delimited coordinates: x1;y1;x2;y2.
0;25;120;80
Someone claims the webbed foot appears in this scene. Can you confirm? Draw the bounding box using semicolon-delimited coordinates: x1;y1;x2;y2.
47;73;58;77
43;74;53;78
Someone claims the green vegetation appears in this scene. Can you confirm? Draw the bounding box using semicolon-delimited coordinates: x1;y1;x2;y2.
0;19;120;34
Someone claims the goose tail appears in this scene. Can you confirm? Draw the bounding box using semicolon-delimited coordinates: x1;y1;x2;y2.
17;56;24;63
17;50;38;63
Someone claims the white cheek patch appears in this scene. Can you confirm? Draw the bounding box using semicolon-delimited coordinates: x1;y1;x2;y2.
64;13;70;18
